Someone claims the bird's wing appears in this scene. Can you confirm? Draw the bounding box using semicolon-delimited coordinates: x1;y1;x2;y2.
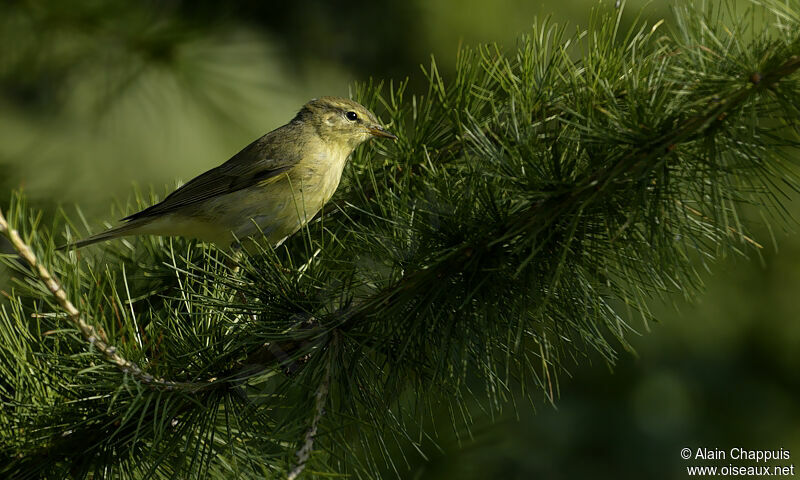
123;137;299;222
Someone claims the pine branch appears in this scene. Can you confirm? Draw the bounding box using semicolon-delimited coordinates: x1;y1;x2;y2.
0;207;214;392
287;354;332;480
249;51;800;363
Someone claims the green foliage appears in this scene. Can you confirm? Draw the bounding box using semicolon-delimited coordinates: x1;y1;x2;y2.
2;1;800;478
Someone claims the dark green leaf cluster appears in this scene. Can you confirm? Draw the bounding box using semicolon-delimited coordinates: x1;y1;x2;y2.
2;2;800;478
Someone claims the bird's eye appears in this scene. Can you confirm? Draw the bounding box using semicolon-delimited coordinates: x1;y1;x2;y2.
345;111;358;121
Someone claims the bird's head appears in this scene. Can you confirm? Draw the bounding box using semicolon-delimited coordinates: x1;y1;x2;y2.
296;96;396;150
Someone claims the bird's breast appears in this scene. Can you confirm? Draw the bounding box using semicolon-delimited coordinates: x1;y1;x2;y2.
295;146;350;203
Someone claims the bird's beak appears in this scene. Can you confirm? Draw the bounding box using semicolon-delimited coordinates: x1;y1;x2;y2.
368;125;397;140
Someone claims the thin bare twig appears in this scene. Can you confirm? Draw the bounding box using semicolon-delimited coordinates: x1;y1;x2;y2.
287;359;332;480
0;208;205;391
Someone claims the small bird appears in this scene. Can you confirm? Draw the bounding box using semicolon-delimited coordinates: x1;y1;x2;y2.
62;97;396;250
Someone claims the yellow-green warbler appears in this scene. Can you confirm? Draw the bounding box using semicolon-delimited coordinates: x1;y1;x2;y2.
62;97;395;250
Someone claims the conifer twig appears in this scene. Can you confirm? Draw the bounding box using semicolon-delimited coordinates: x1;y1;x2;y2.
287;359;332;480
677;200;764;249
0;208;203;391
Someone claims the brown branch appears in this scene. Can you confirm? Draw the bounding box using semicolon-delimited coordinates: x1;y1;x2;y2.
287;357;332;480
0;207;210;391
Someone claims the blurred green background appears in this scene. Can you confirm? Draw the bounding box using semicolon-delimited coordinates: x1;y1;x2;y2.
1;1;798;478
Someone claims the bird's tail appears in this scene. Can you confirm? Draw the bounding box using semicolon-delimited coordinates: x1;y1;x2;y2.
57;220;148;250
